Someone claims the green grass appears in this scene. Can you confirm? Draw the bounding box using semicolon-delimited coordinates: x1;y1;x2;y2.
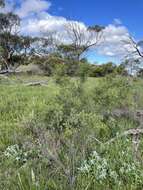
1;75;143;189
0;76;58;149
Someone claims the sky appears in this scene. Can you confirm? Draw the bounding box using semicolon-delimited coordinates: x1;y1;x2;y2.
1;0;143;63
50;0;143;39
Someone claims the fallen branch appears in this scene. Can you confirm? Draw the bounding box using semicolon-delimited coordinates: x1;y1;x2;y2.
105;128;143;145
0;70;9;74
25;82;48;87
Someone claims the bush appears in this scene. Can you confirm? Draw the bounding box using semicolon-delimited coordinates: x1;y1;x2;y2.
0;76;141;190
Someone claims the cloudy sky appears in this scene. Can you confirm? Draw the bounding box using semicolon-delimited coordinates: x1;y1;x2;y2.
1;0;143;63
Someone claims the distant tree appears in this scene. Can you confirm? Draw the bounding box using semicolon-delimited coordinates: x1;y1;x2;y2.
39;53;65;76
137;69;143;77
57;44;79;60
115;63;128;76
89;62;126;77
54;23;104;76
31;35;54;57
0;12;34;71
0;12;20;70
122;58;141;76
120;34;143;76
123;35;143;60
62;22;105;61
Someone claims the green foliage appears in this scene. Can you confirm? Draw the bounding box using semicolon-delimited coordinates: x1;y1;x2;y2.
78;144;143;190
0;12;35;70
89;62;127;77
88;25;105;32
0;75;142;190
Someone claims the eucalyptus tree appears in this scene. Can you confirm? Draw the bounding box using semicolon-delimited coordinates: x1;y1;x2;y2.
123;35;143;59
122;35;143;75
0;11;35;71
62;22;105;61
0;13;19;69
54;22;105;76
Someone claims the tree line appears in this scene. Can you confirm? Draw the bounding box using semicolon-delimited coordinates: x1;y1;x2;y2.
0;0;142;77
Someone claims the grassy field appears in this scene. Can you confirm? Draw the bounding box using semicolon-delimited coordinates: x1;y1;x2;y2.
1;75;143;189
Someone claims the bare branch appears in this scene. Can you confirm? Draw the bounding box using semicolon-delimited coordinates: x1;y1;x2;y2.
64;22;105;60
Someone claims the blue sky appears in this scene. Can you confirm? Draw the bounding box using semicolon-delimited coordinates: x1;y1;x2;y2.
49;0;143;63
2;0;143;64
50;0;143;39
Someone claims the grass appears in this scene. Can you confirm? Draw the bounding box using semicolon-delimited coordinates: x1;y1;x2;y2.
0;76;58;150
1;75;143;189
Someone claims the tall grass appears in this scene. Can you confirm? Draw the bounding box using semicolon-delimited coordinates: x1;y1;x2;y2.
0;75;143;189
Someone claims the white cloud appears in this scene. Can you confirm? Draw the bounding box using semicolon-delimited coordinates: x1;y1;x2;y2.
113;18;122;25
15;0;51;18
20;14;68;35
0;0;134;59
97;24;133;58
20;16;132;59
